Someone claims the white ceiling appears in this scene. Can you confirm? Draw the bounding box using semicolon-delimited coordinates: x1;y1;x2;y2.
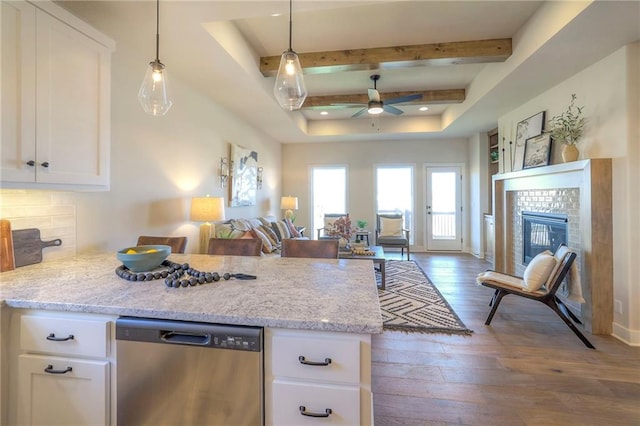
58;1;640;144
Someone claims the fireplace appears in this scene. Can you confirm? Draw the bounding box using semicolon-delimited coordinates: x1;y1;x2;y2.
522;212;568;264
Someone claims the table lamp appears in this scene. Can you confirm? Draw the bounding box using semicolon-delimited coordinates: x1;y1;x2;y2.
190;196;225;254
280;196;298;221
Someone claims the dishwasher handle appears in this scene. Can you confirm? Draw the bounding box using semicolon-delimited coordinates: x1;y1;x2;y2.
160;330;211;346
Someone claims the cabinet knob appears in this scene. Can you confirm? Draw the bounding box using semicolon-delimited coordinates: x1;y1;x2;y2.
26;160;35;166
41;161;50;168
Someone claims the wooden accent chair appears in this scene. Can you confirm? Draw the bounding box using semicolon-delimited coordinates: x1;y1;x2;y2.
281;239;339;259
207;238;262;257
316;213;347;239
375;213;410;260
477;244;594;349
137;236;187;254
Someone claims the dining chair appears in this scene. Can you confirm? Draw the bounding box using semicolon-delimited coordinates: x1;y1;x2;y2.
281;239;339;259
137;236;187;254
207;238;263;257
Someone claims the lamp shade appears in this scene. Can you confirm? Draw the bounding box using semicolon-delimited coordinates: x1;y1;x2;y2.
190;197;225;222
280;196;298;211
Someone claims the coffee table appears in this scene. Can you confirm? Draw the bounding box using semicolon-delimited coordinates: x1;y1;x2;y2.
338;245;386;290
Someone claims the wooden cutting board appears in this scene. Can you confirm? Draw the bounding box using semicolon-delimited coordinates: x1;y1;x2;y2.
1;219;15;272
12;228;62;268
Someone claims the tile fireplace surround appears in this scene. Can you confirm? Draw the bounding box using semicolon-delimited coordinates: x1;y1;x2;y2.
492;159;612;335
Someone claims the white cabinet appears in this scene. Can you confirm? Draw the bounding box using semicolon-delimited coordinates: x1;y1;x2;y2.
265;328;372;425
8;310;115;426
1;0;114;189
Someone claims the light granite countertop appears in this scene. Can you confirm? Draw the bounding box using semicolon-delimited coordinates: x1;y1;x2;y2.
0;253;383;334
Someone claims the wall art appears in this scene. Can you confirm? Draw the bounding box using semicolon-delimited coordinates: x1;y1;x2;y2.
230;143;258;207
513;111;545;171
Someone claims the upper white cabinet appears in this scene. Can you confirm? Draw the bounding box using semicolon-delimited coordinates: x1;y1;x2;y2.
1;0;114;189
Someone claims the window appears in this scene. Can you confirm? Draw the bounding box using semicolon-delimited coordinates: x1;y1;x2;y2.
375;166;414;243
311;166;347;238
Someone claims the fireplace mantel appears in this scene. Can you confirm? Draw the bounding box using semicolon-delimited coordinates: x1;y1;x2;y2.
491;159;612;334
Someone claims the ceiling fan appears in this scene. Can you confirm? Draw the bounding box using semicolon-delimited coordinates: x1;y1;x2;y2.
337;74;423;118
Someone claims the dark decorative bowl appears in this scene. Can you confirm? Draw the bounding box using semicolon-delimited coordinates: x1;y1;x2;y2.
117;245;171;272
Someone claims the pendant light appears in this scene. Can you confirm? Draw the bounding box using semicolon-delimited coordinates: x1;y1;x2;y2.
138;0;172;116
273;0;307;111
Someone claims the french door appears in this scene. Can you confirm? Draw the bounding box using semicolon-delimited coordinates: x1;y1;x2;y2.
425;166;462;251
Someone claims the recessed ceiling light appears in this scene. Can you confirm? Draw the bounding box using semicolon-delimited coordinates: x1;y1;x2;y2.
419;106;429;111
271;13;282;17
320;111;328;115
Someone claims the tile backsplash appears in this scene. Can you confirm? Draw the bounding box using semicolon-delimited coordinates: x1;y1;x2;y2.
0;189;76;262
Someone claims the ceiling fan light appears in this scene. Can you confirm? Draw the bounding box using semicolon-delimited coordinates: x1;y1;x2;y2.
274;50;307;111
367;101;384;115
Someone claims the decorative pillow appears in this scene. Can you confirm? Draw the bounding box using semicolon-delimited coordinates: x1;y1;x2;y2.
379;217;403;237
271;220;292;241
258;225;279;246
284;217;301;238
523;250;557;291
214;223;244;239
251;228;274;253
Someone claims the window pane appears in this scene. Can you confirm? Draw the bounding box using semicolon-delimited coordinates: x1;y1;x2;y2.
376;166;413;243
312;167;346;237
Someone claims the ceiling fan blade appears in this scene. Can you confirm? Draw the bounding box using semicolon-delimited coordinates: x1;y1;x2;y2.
384;93;422;105
368;88;381;102
383;104;404;115
352;107;368;118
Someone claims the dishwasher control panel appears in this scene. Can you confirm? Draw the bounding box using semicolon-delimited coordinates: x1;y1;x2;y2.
116;317;263;352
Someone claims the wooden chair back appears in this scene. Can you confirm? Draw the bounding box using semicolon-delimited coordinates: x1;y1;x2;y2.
137;236;187;254
281;239;339;259
207;238;262;256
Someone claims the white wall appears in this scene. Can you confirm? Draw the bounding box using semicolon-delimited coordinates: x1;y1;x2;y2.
0;14;282;256
468;132;489;258
497;44;639;345
281;138;470;251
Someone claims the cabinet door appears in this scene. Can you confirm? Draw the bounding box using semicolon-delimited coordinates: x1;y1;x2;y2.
35;9;110;186
0;0;37;182
17;354;109;426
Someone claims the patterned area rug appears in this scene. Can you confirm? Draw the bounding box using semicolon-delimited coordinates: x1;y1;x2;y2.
377;260;472;335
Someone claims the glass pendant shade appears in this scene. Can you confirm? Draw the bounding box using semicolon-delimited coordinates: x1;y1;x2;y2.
138;59;172;116
274;50;307;111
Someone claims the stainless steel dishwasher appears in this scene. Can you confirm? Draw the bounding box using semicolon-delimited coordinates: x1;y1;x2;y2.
116;317;263;425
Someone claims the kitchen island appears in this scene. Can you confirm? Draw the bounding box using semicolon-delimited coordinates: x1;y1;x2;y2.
0;253;383;425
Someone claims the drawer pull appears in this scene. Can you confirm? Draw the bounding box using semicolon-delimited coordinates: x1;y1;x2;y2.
299;406;332;418
44;365;73;375
298;355;332;366
47;333;75;342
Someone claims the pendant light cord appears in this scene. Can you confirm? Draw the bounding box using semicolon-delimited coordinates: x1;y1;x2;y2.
155;0;160;62
288;0;293;52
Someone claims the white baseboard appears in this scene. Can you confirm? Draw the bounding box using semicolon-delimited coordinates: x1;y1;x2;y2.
612;322;640;346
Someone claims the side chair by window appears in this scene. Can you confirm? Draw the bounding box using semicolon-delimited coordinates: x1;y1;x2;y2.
375;213;410;260
316;213;347;239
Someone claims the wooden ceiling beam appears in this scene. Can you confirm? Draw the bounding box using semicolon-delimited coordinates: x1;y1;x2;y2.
302;89;465;109
260;38;511;76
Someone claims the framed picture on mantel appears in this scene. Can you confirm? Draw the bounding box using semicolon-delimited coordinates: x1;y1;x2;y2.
513;111;545;171
523;133;552;169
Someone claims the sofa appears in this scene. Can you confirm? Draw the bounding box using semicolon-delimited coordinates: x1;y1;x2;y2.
213;215;306;255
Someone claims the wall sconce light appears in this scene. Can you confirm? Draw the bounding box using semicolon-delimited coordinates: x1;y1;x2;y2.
257;167;263;190
220;158;229;188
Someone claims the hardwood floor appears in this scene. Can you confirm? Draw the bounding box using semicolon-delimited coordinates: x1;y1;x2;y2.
372;252;640;425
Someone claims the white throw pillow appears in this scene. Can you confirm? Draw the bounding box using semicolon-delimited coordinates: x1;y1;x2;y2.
379;217;403;237
522;250;557;292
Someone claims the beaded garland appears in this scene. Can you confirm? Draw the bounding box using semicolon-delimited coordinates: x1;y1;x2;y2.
115;260;256;288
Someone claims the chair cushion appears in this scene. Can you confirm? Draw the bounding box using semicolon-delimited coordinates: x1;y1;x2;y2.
523;251;557;292
379;217;403;237
377;236;408;245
